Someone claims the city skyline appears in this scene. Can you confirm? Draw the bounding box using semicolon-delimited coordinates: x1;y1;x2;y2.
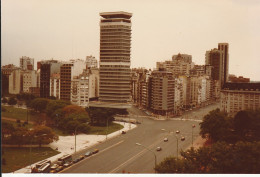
2;0;260;81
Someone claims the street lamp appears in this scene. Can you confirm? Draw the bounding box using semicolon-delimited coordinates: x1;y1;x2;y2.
106;118;109;140
192;124;196;147
30;134;47;171
75;122;89;153
135;143;157;173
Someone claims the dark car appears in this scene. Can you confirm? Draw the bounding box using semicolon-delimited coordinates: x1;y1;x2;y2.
122;131;126;134
93;149;99;154
55;166;64;172
73;158;80;163
85;151;93;157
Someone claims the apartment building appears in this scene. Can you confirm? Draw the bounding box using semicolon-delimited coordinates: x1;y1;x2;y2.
156;53;194;76
60;59;86;101
2;64;20;95
150;70;175;115
9;69;24;94
39;60;62;98
221;82;260;116
23;70;37;93
50;73;60;99
86;55;98;68
20;56;34;70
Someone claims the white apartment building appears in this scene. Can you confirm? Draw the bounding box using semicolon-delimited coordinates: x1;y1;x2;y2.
50;73;60;99
9;69;24;94
23;70;37;93
86;55;98;68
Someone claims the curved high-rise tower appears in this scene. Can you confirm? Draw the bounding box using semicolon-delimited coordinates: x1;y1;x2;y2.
99;11;132;103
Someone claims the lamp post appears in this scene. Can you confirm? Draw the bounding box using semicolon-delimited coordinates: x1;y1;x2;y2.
192;124;196;147
74;125;81;154
136;143;157;173
175;130;180;159
106;118;109;140
30;134;47;171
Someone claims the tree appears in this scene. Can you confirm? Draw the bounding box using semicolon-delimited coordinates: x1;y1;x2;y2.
2;97;8;104
62;105;86;117
2;122;15;143
31;125;59;147
11;127;29;146
199;109;231;142
30;98;50;112
8;97;17;105
233;110;260;142
155;141;260;173
46;100;71;117
86;107;115;126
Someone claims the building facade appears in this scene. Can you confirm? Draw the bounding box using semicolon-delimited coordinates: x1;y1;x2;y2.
99;11;132;103
23;70;37;93
221;83;260;116
150;70;175;115
60;59;86;101
20;56;34;70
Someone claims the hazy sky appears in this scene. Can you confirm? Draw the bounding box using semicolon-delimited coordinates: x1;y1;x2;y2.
2;0;260;81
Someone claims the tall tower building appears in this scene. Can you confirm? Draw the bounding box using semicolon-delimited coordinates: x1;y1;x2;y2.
218;43;229;86
99;11;132;103
20;56;34;70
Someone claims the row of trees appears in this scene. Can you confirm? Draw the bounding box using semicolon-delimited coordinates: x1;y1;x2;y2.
155;109;260;173
155;141;260;173
2;122;58;147
2;97;17;105
200;109;260;143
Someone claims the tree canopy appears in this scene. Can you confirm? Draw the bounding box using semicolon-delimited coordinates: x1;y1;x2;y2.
30;98;50;112
155;141;260;173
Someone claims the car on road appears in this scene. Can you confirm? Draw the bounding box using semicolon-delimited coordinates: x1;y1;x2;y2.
79;155;85;160
122;131;126;134
93;149;99;154
181;137;185;141
156;147;162;151
73;158;80;163
164;138;168;142
63;161;73;168
55;166;64;172
85;151;93;157
50;164;59;171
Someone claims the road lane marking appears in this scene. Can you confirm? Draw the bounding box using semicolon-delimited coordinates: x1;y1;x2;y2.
108;138;163;173
61;140;124;173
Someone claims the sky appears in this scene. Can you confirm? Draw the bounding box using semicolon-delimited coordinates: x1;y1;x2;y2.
2;0;260;81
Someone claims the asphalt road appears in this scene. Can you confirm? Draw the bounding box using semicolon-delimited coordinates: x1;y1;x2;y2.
62;102;220;173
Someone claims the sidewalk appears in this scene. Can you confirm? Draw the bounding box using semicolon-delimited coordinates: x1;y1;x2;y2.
14;122;136;173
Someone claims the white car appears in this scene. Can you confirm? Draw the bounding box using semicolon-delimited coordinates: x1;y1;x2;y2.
164;138;168;142
156;147;162;151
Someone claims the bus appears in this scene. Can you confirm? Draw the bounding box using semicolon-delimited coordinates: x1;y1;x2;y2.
37;163;51;173
57;154;72;165
35;159;51;168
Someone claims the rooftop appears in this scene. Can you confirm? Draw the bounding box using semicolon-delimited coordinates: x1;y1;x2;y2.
100;11;132;19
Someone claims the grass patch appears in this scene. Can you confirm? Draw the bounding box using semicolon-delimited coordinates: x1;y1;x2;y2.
2;147;60;173
88;122;124;135
2;105;39;122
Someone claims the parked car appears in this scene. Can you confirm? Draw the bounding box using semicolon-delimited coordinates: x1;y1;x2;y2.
181;136;185;141
73;158;80;163
79;155;85;160
63;161;73;168
55;166;64;172
93;149;99;154
156;147;162;151
50;164;59;171
85;151;93;157
164;138;168;142
122;131;126;134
